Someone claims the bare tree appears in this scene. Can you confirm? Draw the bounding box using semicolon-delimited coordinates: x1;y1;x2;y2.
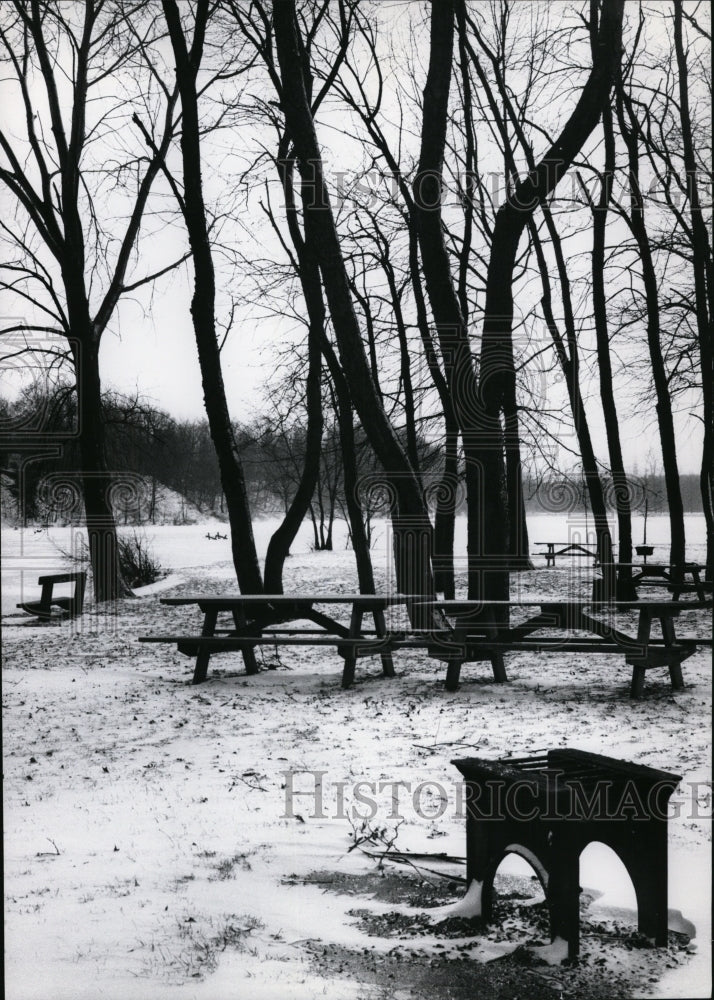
461;12;617;573
261;151;325;592
158;0;263;594
0;0;180;599
672;0;712;578
614;46;687;573
412;0;623;604
270;0;435;602
586;3;635;597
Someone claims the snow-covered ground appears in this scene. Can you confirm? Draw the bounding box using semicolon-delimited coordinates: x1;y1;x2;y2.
2;515;711;999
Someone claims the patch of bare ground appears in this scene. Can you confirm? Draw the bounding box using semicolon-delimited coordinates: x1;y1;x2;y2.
293;867;693;999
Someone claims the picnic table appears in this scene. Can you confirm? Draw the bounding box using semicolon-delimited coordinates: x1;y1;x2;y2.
534;542;599;567
593;562;709;601
423;598;712;697
141;593;433;686
140;593;712;698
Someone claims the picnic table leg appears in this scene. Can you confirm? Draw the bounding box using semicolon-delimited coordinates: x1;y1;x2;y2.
232;608;260;676
341;606;364;688
690;567;705;601
372;607;396;678
660;615;684;691
484;627;508;682
445;658;463;691
630;664;647;699
193;607;218;684
490;652;508;683
630;610;653;698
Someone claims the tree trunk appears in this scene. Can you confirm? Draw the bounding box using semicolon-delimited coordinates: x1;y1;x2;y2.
527;218;614;573
322;343;377;593
590;86;635;598
504;403;533;570
163;0;263;594
412;0;508;604
459;0;532;574
433;421;459;598
273;1;434;605
673;0;713;580
71;332;132;601
263;161;325;592
616;86;687;573
382;252;421;478
263;314;322;590
409;229;458;598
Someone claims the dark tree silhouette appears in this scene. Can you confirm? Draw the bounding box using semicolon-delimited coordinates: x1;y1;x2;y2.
160;0;263;594
0;0;180;599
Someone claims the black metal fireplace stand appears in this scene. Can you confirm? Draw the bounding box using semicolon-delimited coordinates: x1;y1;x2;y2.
453;749;681;960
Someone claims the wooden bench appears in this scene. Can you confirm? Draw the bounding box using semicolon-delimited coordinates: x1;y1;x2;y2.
17;571;87;620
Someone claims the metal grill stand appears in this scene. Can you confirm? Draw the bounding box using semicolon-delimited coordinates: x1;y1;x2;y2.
453;749;681;960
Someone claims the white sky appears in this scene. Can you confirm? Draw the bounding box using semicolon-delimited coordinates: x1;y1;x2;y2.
0;1;709;476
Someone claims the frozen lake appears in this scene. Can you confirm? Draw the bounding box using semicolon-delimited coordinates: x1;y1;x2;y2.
1;512;707;615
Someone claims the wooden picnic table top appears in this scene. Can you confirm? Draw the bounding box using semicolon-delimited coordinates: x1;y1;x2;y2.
162;594;712;613
161;593;425;608
417;598;712;613
596;562;705;571
533;542;598;548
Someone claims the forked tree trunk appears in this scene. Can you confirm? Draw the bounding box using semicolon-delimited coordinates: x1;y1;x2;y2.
465;1;618;578
264;159;324;593
414;0;623;605
475;0;624;600
263;315;322;590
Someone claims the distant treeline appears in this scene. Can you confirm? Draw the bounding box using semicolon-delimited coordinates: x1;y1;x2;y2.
0;384;705;527
523;475;703;514
0;385;438;533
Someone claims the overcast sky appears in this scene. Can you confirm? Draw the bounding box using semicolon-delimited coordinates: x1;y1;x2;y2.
0;1;708;476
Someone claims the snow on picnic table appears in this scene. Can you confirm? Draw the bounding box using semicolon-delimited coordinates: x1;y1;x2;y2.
1;517;711;999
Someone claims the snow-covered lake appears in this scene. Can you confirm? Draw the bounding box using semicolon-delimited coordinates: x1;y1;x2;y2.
1;513;708;614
